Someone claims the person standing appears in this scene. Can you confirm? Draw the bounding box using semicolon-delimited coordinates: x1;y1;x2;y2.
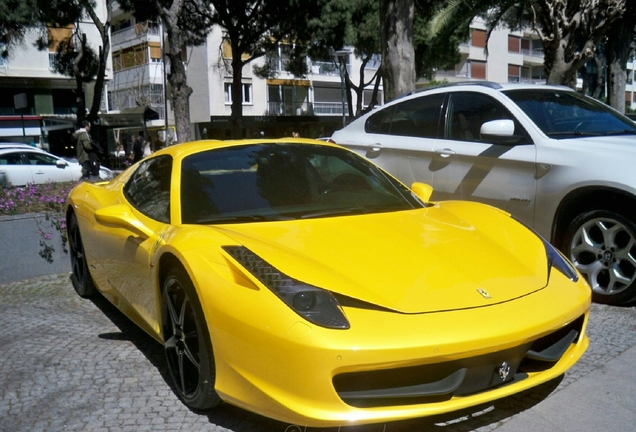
73;120;98;179
129;133;143;163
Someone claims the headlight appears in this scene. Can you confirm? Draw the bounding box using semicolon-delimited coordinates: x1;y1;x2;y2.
512;217;579;282
223;246;350;329
542;237;579;282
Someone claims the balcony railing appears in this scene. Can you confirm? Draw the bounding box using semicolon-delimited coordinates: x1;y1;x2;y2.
112;24;160;46
266;102;313;116
313;102;348;115
521;48;544;57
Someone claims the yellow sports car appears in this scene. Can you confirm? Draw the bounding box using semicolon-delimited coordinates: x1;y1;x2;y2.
66;138;590;427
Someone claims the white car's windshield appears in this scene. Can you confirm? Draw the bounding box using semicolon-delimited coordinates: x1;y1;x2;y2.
504;89;636;138
180;143;422;224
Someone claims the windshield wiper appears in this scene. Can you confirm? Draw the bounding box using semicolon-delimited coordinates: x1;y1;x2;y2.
300;207;369;219
603;129;636;136
198;214;292;224
546;131;603;137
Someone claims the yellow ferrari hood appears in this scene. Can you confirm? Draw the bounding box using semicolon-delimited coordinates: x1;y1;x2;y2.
215;203;549;313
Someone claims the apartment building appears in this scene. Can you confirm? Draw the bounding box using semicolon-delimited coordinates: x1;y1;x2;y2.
0;0;112;154
435;18;635;109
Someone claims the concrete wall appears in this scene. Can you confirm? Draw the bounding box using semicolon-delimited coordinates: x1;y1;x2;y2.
0;214;70;284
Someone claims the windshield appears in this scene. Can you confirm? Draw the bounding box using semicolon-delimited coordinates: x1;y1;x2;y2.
503;89;636;139
180;143;422;224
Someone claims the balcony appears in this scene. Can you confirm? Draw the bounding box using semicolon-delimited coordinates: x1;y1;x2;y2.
313;102;348;116
112;24;160;47
266;101;313;116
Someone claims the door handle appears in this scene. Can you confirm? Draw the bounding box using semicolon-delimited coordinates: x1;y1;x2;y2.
435;148;456;157
365;143;383;159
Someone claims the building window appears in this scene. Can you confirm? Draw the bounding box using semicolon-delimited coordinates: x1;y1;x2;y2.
508;35;520;53
471;29;486;48
224;83;253;105
471;60;486;79
508;64;521;82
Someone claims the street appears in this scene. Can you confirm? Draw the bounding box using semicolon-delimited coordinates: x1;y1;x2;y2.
1;273;636;432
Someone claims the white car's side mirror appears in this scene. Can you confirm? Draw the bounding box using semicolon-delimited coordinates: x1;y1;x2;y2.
481;119;515;136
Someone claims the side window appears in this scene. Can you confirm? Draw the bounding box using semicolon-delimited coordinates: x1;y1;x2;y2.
0;152;24;165
366;94;444;139
446;92;525;143
124;155;172;223
365;105;395;134
24;152;58;165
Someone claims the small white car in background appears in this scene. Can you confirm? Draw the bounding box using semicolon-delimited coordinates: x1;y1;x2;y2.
331;82;636;305
0;146;113;187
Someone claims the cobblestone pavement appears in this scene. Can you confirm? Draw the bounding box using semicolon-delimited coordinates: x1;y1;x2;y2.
2;273;636;432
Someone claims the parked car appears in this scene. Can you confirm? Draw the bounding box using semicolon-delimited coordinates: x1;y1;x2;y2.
331;82;636;305
0;147;113;186
66;138;590;427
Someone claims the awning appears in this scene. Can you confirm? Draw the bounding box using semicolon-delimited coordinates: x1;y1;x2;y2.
98;106;160;127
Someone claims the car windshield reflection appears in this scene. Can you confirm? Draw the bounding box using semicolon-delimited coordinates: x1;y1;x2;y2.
503;89;636;139
180;143;422;224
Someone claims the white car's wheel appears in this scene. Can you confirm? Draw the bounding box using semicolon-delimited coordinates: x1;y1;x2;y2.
564;210;636;305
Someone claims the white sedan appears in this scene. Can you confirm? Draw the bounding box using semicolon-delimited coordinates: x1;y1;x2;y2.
0;146;113;186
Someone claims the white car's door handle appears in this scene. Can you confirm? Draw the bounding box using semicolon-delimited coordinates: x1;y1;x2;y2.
365;143;383;159
435;148;456;157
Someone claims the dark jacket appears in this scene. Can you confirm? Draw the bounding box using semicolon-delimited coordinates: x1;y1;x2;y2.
73;128;94;164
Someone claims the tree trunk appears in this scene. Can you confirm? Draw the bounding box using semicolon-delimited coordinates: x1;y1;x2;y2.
162;3;193;144
85;0;111;124
379;0;415;102
166;48;192;143
605;9;635;112
230;45;245;139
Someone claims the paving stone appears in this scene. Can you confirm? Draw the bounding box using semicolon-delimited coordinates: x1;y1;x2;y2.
1;274;635;432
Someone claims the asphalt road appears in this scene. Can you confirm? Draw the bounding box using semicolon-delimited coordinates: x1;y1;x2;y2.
1;273;636;432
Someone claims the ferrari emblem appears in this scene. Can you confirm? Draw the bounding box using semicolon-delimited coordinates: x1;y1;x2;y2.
477;288;491;299
498;361;511;381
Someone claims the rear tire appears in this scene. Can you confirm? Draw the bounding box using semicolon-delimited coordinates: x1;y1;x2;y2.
68;213;96;298
162;267;221;410
563;210;636;305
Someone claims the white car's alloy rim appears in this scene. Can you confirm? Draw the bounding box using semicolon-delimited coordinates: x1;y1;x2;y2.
569;217;636;296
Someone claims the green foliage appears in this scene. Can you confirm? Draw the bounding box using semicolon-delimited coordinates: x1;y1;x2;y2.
414;0;468;79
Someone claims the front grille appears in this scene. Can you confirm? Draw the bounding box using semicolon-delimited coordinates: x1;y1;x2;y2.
333;315;585;408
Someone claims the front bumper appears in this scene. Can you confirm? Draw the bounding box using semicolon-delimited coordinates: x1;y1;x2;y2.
199;267;590;427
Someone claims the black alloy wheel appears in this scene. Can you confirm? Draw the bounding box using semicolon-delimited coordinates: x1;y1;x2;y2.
162;267;220;410
68;213;96;298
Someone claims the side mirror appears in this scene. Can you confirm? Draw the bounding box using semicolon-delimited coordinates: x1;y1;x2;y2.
56;159;68;168
94;204;153;239
411;182;433;202
480;119;522;145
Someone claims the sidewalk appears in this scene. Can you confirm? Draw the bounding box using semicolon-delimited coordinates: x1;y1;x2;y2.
493;343;636;432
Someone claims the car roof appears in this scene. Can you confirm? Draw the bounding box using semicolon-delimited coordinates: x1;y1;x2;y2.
151;138;345;160
394;81;574;100
0;143;42;150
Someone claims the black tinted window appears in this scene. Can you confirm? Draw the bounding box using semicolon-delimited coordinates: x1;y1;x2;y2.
447;92;526;143
180;143;421;224
504;89;636;138
365;93;444;138
124;155;172;223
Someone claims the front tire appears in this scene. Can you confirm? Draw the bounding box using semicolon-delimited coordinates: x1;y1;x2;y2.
162;267;221;410
563;210;636;305
68;213;96;298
